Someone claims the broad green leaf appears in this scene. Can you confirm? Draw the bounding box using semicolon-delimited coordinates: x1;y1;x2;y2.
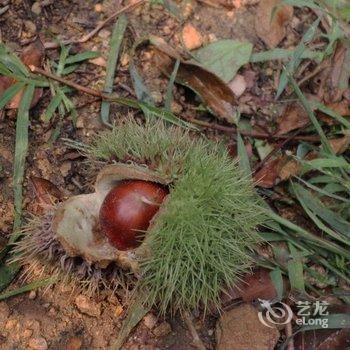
0;82;25;110
194;40;253;82
65;51;100;64
101;14;127;126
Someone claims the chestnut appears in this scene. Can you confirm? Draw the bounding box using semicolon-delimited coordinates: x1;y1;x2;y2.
99;180;168;250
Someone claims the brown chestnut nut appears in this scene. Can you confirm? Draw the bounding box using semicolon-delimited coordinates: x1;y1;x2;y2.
99;180;168;251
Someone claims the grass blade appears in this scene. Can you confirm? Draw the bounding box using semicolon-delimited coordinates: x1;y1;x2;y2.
65;51;100;64
42;93;62;122
0;277;56;301
101;14;127;126
287;243;305;292
288;73;333;154
237;132;251;176
0;82;25;110
12;84;35;235
270;267;284;300
164;58;180;111
110;297;150;350
0;263;20;293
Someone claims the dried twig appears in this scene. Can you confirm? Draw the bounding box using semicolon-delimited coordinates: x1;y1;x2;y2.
29;66;321;143
297;60;330;87
186;117;320;142
43;0;145;49
29;66;103;97
0;5;9;15
183;311;206;350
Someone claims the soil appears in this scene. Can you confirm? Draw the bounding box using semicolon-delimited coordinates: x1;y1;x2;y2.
0;0;315;349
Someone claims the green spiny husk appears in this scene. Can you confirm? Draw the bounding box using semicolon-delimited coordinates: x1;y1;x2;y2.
85;119;265;314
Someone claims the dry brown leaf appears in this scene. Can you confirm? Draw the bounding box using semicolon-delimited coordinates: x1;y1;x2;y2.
31;176;63;207
276;103;310;135
255;0;293;49
0;39;45;109
329;133;350;155
254;156;301;188
224;268;278;304
279;158;300;181
254;158;281;188
150;36;237;124
317;100;350;125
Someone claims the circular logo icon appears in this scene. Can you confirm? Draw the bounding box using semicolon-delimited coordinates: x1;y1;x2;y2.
258;299;294;328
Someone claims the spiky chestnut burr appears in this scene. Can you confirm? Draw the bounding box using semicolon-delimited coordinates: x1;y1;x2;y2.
15;119;266;315
99;180;168;250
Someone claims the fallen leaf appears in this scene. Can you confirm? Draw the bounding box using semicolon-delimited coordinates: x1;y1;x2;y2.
254;156;300;188
329;133;350;155
317;100;350;125
0;40;44;109
255;0;293;49
182;24;203;50
150;36;237;123
276;103;310;135
278;158;300;181
31;176;63;206
216;304;280;350
222;268;278;305
326;43;350;102
193;39;253;82
254;158;281;188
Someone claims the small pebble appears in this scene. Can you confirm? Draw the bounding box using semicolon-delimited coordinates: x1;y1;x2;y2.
153;322;172;337
182;24;203;50
28;337;48;350
143;313;157;330
98;29;110;40
31;2;41;15
94;3;103;12
23;329;33;338
28;290;37;300
75;295;101;317
24;20;37;34
5;319;18;330
66;336;83;350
